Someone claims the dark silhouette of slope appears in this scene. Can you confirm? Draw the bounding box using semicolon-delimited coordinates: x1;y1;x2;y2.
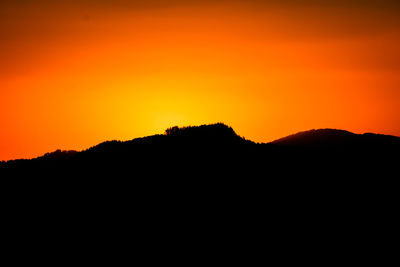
1;123;253;173
1;123;399;173
1;123;398;257
272;128;400;152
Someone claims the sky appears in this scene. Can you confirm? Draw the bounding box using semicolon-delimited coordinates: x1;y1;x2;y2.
1;0;400;160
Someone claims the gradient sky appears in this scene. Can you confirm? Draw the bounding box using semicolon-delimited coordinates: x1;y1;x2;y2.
1;0;400;160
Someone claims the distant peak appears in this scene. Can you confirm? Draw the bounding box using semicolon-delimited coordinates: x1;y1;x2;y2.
293;128;355;137
271;128;357;146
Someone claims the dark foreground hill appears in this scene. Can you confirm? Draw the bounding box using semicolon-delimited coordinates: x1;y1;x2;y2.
2;123;399;175
1;123;398;258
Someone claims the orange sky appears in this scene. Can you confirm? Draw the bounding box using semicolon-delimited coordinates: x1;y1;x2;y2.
1;0;400;160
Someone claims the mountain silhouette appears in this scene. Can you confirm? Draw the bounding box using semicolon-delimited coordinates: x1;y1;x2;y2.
2;123;398;254
272;128;400;151
1;123;399;177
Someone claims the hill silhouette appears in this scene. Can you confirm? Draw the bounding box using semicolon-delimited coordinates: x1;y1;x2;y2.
2;123;398;256
1;123;399;176
272;128;400;151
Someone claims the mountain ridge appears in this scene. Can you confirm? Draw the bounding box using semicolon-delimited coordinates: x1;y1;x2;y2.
2;123;399;214
272;128;400;149
2;123;400;164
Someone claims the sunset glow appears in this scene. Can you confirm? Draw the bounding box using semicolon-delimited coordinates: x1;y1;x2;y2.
1;0;400;160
